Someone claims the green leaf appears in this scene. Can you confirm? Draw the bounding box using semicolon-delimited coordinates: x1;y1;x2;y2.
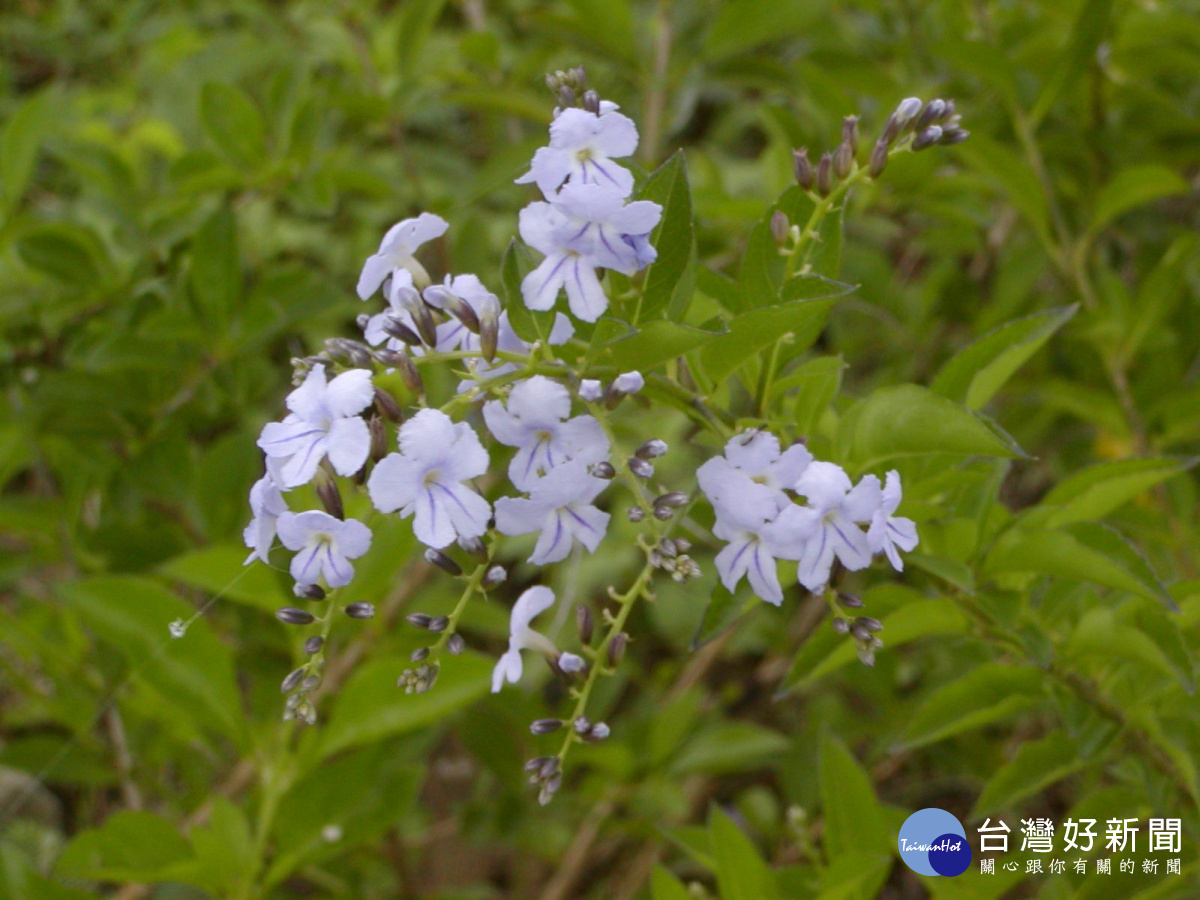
781;598;968;693
15;223;107;287
709;806;779;900
1089;165;1189;236
1030;0;1114;125
1;842;97;900
1065;607;1190;691
199;82;267;168
704;0;821;60
396;0;449;80
698;285;849;384
605;318;725;372
318;652;493;759
56;811;194;884
1;90;53;214
841;385;1027;470
971;732;1085;816
190;208;240;330
773;355;845;436
659;825;713;871
957;136;1053;251
984;522;1175;609
500;238;556;344
691;581;756;648
930;305;1078;410
819;736;890;861
1034;457;1198;527
56;576;246;745
188;798;256;895
637;151;695;322
899;664;1044;750
670;722;789;775
651;866;693;900
808;202;844;281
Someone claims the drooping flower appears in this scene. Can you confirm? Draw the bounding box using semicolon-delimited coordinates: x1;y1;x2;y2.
519;183;662;322
483;376;608;489
516;106;639;197
276;510;372;589
491;586;585;693
243;474;289;565
257;364;374;488
494;459;611;565
357;212;448;299
361;270;422;353
772;462;878;592
367;408;491;549
867;470;919;571
697;429;812;513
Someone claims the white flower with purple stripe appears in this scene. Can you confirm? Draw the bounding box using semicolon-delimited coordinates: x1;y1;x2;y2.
492;586;585;693
483;376;608;490
867;470;919;570
256;364;373;488
697;429;812;513
517;106;639;197
243;474;289;565
276;510;372;589
495;459;610;565
772;462;877;592
519;183;662;322
367;408;491;549
357;212;447;299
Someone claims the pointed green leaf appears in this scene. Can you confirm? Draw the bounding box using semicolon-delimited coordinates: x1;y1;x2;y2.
899;664;1044;750
1089;165;1189;236
710;807;779;900
190;208;240;330
500;238;557;343
651;866;693;900
637;151;695;322
820;736;890;861
199;82;267;168
971;732;1085;817
931;305;1077;410
1034;457;1198;527
605;318;725;372
1;90;53;214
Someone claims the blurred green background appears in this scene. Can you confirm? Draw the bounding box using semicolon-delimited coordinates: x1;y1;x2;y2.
2;0;1199;898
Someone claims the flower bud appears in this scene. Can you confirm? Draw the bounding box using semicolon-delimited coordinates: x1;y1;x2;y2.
837;592;864;609
525;755;553;773
281;667;307;693
627;506;645;522
479;305;499;362
868;139;889;179
607;632;628;667
652;505;674;520
589;460;616;479
277;607;315;626
382;316;422;346
855;616;884;633
793;147;815;190
294;583;326;601
406;612;433;629
557;84;575;108
841;115;860;156
815;152;834;197
411;647;429;662
447;633;465;655
579;379;603;401
832;617;850;634
304;636;324;655
393;352;424;397
458;535;488;560
654;491;688;509
558;651;585;674
301;674;321;692
912;125;943;151
658;538;678;558
770;210;790;246
584;722;610;741
939;127;970;146
345;602;375;619
674;538;692;552
582;89;600;114
424;547;463;576
368;415;388;462
573;716;591;734
316;478;344;520
427;615;450;633
356;313;372;331
423;285;480;334
915;99;945;132
891;96;923;135
373;386;403;423
636;439;668;459
409;301;440;349
576;605;594;644
628;457;654;478
483;565;508;589
833;141;854;179
531;718;563;735
852;623;872;642
324;337;374;368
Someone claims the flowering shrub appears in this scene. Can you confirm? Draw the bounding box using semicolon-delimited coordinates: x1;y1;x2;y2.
242;71;972;799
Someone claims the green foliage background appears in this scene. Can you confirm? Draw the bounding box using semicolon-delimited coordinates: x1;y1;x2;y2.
2;0;1199;898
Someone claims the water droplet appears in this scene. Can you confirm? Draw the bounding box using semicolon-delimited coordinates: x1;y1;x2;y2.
168;619;187;639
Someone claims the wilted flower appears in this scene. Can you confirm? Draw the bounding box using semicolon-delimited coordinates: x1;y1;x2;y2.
357;212;448;298
492;586;584;692
243;474;288;564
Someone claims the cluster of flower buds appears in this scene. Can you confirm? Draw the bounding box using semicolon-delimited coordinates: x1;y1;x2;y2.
793;115;860;198
545;66;595;113
524;755;563;806
869;97;969;178
648;536;702;583
830;592;885;666
280;635;327;724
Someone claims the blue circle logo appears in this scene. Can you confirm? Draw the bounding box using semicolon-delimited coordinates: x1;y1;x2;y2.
898;808;971;876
